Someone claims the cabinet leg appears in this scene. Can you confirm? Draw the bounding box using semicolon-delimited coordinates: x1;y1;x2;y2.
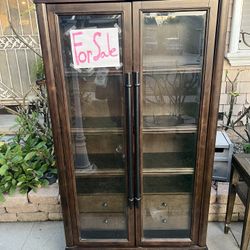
224;224;230;234
240;189;250;250
224;168;239;234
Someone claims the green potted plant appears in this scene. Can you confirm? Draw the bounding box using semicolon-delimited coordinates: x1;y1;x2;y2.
0;83;56;202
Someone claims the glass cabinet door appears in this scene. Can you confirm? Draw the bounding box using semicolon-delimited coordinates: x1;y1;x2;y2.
50;3;133;244
140;10;207;240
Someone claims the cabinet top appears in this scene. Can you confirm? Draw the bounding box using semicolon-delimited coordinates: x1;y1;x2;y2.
34;0;212;4
34;0;132;3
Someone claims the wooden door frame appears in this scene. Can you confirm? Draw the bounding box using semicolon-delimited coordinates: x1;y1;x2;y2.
132;0;226;248
37;2;135;248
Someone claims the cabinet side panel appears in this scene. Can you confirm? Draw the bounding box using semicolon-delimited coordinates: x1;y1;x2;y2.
198;0;230;246
35;3;74;247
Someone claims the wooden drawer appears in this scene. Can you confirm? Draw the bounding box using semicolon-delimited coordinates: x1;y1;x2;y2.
78;194;125;213
79;213;126;230
143;194;191;230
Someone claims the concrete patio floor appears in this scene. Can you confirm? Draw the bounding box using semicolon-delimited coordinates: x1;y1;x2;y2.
0;221;248;250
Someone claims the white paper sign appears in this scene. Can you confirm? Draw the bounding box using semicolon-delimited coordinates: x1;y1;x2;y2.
70;28;120;69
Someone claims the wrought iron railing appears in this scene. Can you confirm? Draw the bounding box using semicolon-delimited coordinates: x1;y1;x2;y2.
0;0;41;105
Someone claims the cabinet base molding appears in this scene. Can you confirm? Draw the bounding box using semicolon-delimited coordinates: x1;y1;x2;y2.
66;246;208;250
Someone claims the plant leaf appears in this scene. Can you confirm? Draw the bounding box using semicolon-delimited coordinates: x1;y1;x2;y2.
24;151;36;161
36;141;46;149
9;185;16;195
12;155;23;164
16;181;21;186
0;165;8;176
0;157;6;165
49;168;57;174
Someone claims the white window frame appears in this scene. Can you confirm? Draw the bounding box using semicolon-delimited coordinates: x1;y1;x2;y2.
226;0;250;66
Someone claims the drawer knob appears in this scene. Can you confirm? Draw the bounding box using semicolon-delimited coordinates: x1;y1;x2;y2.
116;145;122;153
103;219;109;224
162;218;167;223
102;202;108;207
161;202;167;207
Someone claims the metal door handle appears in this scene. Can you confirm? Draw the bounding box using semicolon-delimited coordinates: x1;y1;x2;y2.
133;72;141;208
125;72;134;208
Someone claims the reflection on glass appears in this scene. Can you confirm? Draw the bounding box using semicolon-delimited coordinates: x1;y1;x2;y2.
59;14;128;240
143;72;201;127
143;192;192;238
143;133;197;169
143;11;205;69
142;11;206;239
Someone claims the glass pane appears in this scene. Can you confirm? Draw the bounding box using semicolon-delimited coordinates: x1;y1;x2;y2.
0;0;41;102
143;133;197;170
239;0;250;50
143;11;205;70
59;14;128;240
142;11;206;239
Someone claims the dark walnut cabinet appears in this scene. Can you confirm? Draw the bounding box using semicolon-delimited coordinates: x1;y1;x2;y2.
34;0;229;249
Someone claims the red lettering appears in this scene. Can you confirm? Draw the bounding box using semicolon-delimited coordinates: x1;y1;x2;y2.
93;32;102;61
87;50;92;63
93;31;118;62
78;51;87;63
72;31;84;65
101;51;107;58
72;30;119;66
107;33;118;57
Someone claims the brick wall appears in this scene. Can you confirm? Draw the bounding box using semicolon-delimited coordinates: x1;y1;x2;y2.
219;60;250;126
0;183;62;222
219;0;250;126
209;182;245;222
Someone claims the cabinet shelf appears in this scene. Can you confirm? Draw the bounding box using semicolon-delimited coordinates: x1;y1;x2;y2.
143;54;202;74
75;169;124;177
143;168;194;175
65;68;123;77
71;127;123;135
71;125;197;134
143;65;202;75
75;168;193;177
143;125;197;134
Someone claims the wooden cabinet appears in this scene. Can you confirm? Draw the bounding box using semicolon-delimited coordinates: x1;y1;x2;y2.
34;0;229;249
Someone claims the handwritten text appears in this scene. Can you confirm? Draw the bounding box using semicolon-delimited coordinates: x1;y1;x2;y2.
70;28;120;68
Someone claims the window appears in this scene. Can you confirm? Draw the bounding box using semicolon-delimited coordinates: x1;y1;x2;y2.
0;0;41;104
226;0;250;66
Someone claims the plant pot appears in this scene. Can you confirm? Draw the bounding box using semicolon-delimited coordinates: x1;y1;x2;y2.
36;79;46;86
43;172;57;185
